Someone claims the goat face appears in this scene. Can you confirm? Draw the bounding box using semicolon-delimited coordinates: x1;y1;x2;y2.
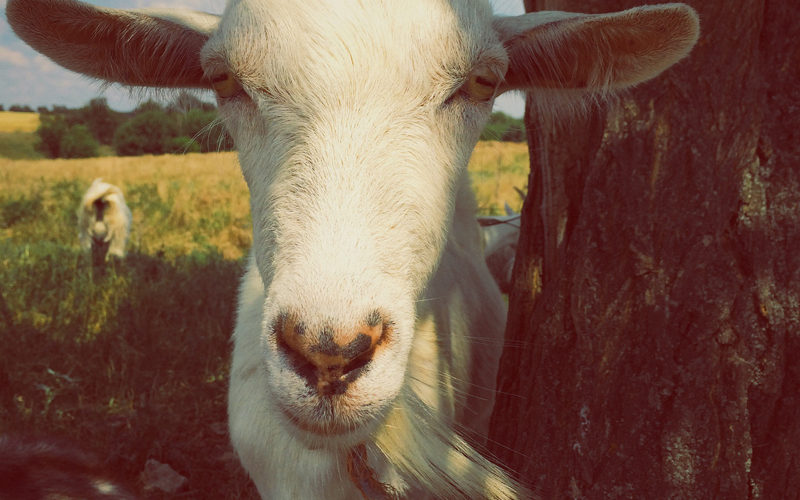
7;0;700;493
203;0;506;445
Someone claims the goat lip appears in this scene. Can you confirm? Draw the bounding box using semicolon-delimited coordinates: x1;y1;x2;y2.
290;416;355;436
280;406;364;437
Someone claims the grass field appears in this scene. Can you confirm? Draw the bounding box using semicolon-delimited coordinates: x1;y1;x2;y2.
0;112;43;160
0;111;39;133
0;143;528;498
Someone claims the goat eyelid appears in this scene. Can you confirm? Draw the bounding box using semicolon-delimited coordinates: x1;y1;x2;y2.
209;70;246;99
460;66;500;103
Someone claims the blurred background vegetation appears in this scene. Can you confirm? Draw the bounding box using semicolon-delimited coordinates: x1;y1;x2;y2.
0;100;527;498
0;95;525;160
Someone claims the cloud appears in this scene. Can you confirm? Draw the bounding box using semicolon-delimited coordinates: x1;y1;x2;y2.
0;46;28;67
33;54;61;73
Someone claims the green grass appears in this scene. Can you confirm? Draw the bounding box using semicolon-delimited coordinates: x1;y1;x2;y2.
0;144;529;498
0;242;256;499
0;132;44;160
0;176;257;498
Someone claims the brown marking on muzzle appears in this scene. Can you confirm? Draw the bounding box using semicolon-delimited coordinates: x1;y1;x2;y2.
277;312;391;395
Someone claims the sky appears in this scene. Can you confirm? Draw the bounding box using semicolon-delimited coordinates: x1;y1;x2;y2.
0;0;525;117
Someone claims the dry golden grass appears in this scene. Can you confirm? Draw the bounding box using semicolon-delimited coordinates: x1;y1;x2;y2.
0;152;251;259
0;111;40;133
0;142;528;258
468;141;529;214
0;142;528;499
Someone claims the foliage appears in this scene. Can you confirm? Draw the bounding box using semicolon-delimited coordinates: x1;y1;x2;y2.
176;109;234;153
480;112;526;142
0;241;255;499
0;160;257;497
59;124;99;159
0;141;525;497
36;113;69;158
113;110;179;156
0;132;43;160
36;115;100;159
77;98;126;145
0;193;44;229
134;99;165;114
112;102;234;156
8;104;34;113
170;135;202;154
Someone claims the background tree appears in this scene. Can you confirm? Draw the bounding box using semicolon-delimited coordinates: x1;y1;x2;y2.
59;124;99;159
36;114;68;158
480;111;526;142
489;1;800;499
176;108;234;153
8;105;34;113
113;109;178;156
75;98;124;145
168;90;216;113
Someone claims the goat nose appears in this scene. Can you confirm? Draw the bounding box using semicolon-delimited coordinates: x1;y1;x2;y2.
276;311;388;395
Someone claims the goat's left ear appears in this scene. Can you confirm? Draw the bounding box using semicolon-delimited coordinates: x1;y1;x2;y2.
6;0;220;89
493;3;699;94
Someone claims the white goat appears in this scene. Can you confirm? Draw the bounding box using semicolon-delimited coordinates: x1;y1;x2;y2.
78;178;132;262
7;1;699;498
478;203;521;294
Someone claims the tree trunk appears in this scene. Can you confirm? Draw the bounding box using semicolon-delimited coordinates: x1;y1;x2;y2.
489;1;800;499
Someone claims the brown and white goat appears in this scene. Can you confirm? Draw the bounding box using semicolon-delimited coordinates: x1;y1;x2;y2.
6;0;698;498
78;178;132;265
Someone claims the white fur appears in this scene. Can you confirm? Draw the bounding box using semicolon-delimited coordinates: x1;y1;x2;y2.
479;203;521;294
7;0;700;498
77;178;132;259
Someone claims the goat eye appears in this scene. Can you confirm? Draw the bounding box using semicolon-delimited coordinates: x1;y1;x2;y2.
461;67;500;102
210;71;243;99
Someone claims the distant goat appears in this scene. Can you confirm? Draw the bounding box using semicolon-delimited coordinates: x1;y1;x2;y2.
479;203;521;294
78;179;132;265
0;435;136;500
8;0;699;498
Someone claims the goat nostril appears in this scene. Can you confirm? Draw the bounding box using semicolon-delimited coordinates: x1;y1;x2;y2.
276;320;317;383
341;352;372;381
274;312;391;390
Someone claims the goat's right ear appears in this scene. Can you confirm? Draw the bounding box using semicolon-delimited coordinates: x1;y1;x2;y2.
6;0;220;89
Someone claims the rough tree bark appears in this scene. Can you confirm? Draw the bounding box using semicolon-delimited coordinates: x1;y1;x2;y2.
488;1;800;499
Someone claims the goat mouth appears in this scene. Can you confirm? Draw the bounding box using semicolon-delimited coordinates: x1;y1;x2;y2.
281;406;362;436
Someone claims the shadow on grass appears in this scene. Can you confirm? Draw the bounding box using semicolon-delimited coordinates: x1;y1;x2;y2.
0;241;259;499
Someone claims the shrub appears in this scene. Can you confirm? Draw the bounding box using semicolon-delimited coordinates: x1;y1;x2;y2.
77;98;125;145
0;194;44;228
177;109;234;153
113;110;178;156
36;114;69;158
59;124;99;158
170;135;202;154
480;111;526;142
9;104;34;113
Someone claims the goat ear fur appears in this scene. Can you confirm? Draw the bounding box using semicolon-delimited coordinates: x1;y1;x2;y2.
493;3;699;94
5;0;219;88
